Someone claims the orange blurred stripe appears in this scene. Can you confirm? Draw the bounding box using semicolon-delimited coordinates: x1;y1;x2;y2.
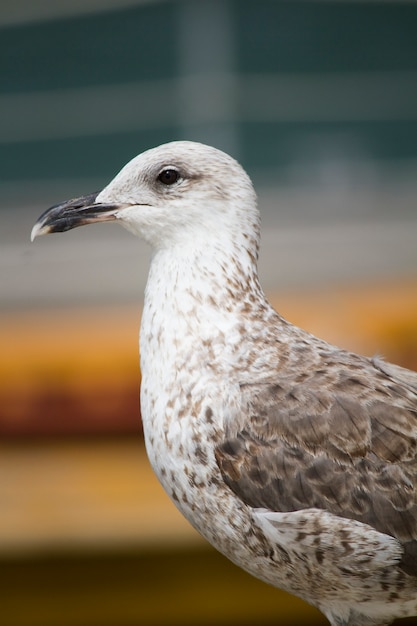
1;277;416;436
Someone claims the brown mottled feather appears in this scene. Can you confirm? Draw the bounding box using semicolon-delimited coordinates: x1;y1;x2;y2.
215;340;417;575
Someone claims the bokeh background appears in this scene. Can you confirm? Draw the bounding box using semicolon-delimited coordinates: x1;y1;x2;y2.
1;1;417;625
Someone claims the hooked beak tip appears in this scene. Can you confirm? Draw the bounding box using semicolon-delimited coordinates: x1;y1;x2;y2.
30;222;50;242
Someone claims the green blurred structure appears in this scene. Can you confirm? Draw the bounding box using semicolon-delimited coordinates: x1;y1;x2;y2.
1;0;417;201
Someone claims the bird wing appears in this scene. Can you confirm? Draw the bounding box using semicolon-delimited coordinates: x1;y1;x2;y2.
215;347;417;574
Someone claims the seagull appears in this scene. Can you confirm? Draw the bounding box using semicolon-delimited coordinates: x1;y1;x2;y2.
32;141;417;626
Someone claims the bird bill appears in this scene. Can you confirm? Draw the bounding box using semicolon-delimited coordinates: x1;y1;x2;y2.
30;192;121;241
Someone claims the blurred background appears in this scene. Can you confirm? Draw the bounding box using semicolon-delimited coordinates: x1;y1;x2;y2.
1;1;417;624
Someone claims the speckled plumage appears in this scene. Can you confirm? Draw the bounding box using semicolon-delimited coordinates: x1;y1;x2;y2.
32;141;417;626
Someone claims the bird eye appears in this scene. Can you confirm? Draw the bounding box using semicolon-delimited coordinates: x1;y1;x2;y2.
158;168;180;186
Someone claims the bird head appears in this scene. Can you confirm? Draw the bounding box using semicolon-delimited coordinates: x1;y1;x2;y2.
31;141;259;253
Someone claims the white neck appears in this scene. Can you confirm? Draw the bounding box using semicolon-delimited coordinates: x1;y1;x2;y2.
138;235;279;428
141;235;266;348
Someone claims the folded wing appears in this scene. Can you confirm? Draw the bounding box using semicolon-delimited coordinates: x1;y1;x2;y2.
215;349;417;575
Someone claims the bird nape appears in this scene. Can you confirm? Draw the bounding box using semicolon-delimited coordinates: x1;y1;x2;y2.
32;140;417;626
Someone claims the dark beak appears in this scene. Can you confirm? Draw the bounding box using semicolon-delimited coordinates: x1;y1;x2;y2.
31;192;123;241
